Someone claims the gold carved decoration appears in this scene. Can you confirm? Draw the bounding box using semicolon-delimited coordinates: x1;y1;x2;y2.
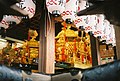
55;24;92;69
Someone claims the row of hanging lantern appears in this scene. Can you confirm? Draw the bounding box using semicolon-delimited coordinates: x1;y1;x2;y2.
76;14;116;46
46;0;90;27
75;13;116;46
46;0;116;46
0;0;36;30
76;0;117;46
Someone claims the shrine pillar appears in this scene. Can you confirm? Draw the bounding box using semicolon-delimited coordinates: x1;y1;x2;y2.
114;25;120;60
39;7;55;74
90;35;99;66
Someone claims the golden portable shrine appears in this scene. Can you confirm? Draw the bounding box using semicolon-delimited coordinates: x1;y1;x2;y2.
55;25;92;69
0;29;39;70
0;26;92;70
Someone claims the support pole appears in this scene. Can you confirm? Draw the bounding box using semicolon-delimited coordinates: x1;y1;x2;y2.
39;5;55;74
114;25;120;60
90;35;99;66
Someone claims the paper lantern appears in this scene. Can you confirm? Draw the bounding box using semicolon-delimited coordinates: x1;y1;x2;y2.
83;16;91;32
3;15;22;24
93;14;105;38
0;19;9;29
78;0;88;11
100;20;111;42
100;26;107;42
74;0;88;28
46;0;66;17
106;25;112;44
106;25;116;46
84;15;97;34
17;0;36;18
74;15;87;28
61;0;78;24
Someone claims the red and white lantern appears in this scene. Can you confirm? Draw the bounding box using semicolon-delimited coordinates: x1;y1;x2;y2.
100;20;111;42
100;24;107;41
106;25;112;44
93;14;105;37
83;16;91;32
106;25;116;46
46;0;66;16
17;0;36;18
3;15;22;24
84;15;97;33
74;0;88;28
0;19;9;29
74;15;87;28
61;0;78;23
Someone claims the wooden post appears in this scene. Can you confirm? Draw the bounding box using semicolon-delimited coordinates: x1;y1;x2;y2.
45;14;55;74
39;6;55;74
114;25;120;60
90;35;99;66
